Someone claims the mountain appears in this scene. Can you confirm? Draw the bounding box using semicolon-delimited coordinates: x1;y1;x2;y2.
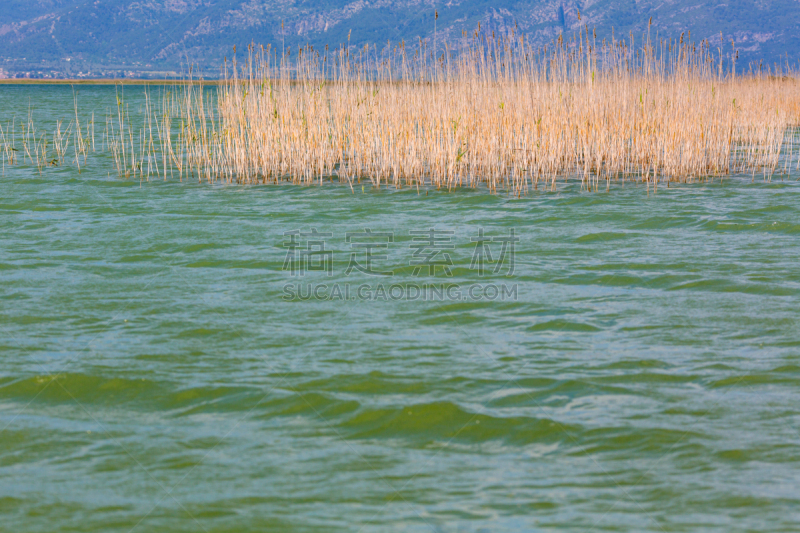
1;0;798;79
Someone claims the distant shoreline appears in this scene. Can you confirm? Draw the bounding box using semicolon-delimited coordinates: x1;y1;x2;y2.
0;79;221;85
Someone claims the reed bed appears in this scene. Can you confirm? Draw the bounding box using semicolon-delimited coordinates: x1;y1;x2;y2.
3;29;800;193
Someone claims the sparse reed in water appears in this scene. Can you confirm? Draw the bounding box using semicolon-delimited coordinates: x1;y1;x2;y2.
3;30;800;193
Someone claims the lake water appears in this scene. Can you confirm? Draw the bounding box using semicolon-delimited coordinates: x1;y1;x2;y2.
2;85;799;532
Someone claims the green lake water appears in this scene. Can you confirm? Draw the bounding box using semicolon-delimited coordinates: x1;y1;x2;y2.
2;85;800;532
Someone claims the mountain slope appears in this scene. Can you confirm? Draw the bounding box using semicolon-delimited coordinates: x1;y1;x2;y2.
1;0;798;78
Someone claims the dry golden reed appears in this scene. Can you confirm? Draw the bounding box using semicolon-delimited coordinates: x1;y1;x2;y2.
164;29;800;193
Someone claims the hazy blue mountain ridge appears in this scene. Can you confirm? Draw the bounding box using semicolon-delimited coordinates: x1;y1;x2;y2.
0;0;798;78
